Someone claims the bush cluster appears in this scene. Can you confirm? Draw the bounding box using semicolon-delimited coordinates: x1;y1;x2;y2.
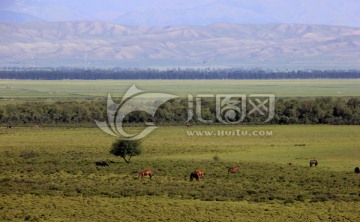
0;97;359;125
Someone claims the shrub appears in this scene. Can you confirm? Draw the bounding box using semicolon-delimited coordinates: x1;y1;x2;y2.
110;139;142;164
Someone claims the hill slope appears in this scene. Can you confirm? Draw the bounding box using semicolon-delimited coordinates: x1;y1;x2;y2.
1;22;360;69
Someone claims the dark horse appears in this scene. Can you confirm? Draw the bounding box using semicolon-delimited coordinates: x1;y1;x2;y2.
7;125;13;129
228;166;239;173
309;160;318;167
355;167;360;174
95;161;109;167
139;170;153;178
190;170;205;181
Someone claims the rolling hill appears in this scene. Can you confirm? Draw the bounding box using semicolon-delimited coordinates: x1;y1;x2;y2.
1;21;360;69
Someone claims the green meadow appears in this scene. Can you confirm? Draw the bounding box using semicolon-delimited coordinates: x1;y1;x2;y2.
0;79;359;99
1;125;360;221
0;78;359;221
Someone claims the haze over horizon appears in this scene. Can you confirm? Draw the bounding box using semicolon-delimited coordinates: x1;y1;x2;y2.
1;0;360;27
1;0;360;70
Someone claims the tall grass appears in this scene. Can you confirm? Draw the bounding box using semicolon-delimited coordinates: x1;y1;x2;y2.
0;125;360;221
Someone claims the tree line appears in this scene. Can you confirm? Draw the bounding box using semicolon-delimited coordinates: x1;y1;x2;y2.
0;97;359;126
0;68;360;80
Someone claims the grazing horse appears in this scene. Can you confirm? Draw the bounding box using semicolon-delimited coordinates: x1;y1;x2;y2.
195;170;205;177
309;160;318;167
95;161;109;167
190;170;205;181
355;167;360;174
7;125;13;129
228;166;239;173
139;170;153;178
190;172;199;181
185;122;192;127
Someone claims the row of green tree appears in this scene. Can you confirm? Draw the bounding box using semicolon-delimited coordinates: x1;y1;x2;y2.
1;68;360;79
0;97;359;126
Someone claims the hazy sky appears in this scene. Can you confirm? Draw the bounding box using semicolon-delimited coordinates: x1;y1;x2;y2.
1;0;360;27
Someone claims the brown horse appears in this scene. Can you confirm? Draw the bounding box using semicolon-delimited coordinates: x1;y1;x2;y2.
355;167;360;174
309;160;318;167
190;170;205;181
139;170;153;178
228;166;239;173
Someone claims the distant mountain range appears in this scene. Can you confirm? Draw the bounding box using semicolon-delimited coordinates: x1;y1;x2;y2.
1;21;360;69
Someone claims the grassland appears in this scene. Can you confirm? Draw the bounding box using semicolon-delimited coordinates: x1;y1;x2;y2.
0;79;359;100
1;125;360;221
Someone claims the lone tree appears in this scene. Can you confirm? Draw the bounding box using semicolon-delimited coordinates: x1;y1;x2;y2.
110;139;142;164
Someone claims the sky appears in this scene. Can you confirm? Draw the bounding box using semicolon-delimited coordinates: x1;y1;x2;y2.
1;0;360;27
